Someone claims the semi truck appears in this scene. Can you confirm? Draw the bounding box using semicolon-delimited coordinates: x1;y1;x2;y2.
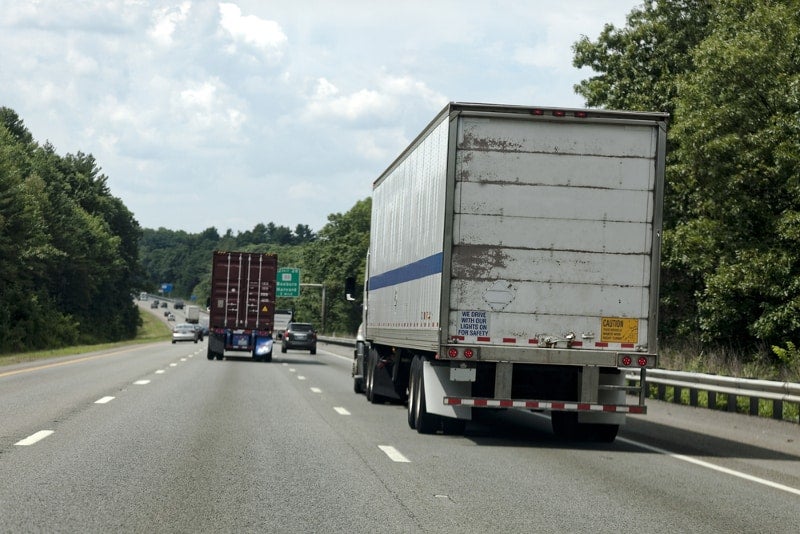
185;305;200;324
349;102;667;442
273;308;293;340
207;251;277;362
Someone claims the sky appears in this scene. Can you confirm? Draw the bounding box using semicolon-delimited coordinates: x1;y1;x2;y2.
0;0;641;235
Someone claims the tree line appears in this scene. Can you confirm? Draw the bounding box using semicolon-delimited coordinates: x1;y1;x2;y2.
138;207;369;337
0;108;142;353
2;0;799;359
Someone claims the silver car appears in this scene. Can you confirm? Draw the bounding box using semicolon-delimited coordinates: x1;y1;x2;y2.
172;323;198;344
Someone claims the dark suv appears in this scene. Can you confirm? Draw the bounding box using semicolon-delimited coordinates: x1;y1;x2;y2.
281;322;317;354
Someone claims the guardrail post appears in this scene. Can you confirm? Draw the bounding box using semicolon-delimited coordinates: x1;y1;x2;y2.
658;383;666;401
689;388;698;407
708;391;716;409
727;393;737;412
673;386;682;404
749;397;759;416
772;400;783;421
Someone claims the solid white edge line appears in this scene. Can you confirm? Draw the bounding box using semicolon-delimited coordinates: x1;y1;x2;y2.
15;430;54;446
334;407;351;415
616;436;800;497
95;396;115;404
379;445;410;463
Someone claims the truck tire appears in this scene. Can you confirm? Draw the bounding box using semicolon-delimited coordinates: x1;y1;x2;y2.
412;357;440;434
364;351;374;402
264;350;273;363
353;377;364;394
441;418;466;435
207;348;214;360
550;412;619;442
366;349;387;404
588;423;619;443
407;357;419;429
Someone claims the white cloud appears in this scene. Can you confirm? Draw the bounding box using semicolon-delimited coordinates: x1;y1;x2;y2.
180;81;217;108
149;2;191;45
218;2;287;58
300;72;446;125
0;0;642;234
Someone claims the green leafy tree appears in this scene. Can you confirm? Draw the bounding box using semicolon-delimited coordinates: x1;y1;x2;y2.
670;0;800;345
300;198;370;334
0;108;141;351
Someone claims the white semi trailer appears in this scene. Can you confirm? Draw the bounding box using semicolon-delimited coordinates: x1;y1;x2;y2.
351;102;667;442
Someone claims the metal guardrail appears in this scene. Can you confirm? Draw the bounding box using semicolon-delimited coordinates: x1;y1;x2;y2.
629;369;800;423
319;336;800;423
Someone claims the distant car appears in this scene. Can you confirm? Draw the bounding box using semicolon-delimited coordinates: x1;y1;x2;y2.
167;312;175;321
150;301;158;309
172;323;198;343
164;310;171;316
192;324;204;341
161;302;168;308
174;299;184;309
281;322;317;354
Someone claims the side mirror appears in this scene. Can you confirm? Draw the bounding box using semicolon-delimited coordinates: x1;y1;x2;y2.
345;277;356;301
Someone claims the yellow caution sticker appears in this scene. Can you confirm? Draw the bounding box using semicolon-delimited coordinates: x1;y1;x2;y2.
600;317;639;344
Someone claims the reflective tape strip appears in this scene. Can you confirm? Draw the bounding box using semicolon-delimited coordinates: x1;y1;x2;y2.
444;397;646;414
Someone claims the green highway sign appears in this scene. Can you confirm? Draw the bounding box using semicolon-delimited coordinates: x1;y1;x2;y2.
276;267;300;297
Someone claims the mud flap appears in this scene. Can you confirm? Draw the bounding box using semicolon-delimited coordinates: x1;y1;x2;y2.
423;361;471;420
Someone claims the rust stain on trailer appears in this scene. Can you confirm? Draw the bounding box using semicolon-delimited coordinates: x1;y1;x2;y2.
460;130;524;152
452;245;510;278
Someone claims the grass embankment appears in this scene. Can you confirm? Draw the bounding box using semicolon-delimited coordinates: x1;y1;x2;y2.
0;309;171;367
655;341;800;423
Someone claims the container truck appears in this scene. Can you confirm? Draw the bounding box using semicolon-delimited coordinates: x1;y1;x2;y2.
207;251;277;362
185;305;200;324
273;308;293;340
349;102;667;442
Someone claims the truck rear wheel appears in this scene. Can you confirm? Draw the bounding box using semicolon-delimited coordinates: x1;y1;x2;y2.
551;412;619;442
407;357;419;429
366;349;387;404
207;348;214;360
412;357;440;434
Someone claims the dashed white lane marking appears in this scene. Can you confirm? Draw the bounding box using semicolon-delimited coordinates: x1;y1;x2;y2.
180;358;187;362
289;368;296;372
310;387;322;393
378;445;410;463
617;437;800;497
297;376;306;381
155;370;165;374
95;396;115;404
334;407;351;415
169;363;178;367
15;430;54;446
134;380;150;385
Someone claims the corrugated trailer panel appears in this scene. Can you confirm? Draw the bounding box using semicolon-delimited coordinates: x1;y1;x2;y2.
367;115;449;348
209;251;277;331
448;114;660;352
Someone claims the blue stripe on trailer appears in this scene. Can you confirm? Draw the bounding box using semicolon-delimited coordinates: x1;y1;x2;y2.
369;252;443;290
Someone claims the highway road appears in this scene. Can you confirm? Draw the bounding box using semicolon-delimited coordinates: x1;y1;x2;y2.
1;322;799;532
